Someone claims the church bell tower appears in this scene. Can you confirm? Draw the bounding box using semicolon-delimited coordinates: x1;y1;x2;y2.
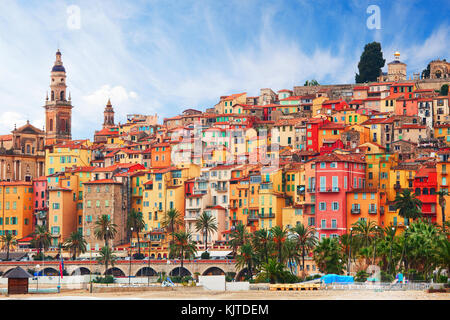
44;50;73;145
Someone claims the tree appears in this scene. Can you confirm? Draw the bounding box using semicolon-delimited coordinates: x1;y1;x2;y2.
351;220;379;248
31;225;51;257
440;84;449;96
252;228;273;267
437;190;448;233
97;246;117;276
0;233;16;261
304;79;320;86
313;237;344;274
394;189;422;221
291;223;317;275
229;222;248;256
63;231;87;260
355;42;385;83
259;258;286;284
235;243;257;280
270;226;288;264
194;212;218;252
284;238;301;274
161;209;183;246
94;215;118;248
169;231;197;276
421;63;430;79
127;209;146;256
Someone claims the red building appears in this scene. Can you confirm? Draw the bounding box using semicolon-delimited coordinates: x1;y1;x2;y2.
32;176;48;227
413;165;437;223
306;118;329;152
322;99;349;112
312;153;366;239
395;96;418;116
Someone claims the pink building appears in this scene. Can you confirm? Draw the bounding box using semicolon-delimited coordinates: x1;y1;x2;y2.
312;153;366;239
33;176;48;227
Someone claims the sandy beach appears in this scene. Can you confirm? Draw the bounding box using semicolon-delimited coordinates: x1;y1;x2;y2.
1;288;449;300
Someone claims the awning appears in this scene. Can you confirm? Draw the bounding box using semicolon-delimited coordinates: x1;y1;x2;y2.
195;250;232;258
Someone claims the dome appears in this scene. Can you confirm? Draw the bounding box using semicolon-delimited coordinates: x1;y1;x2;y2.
51;65;66;72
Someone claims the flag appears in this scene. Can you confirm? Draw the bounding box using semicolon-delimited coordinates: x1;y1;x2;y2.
59;255;64;279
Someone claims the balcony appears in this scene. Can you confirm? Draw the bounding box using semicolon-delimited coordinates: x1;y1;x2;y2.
247;215;258;221
215;185;228;192
307;188;316;193
321;225;338;230
442;171;448;175
260;182;273;190
351;208;361;214
258;213;275;219
368;208;377;214
319;187;340;193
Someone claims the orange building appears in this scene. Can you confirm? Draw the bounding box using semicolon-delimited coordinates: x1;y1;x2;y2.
0;181;34;240
346;188;383;230
151;142;171;168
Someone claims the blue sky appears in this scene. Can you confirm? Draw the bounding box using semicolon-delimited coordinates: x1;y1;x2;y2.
0;0;449;139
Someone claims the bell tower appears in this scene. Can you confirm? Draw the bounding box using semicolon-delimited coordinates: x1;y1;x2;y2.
103;99;115;128
44;50;73;145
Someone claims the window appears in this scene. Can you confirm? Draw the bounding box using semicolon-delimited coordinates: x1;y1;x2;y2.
319;202;326;211
332;202;339;211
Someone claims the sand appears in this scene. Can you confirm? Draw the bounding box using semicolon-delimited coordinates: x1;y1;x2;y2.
1;288;449;300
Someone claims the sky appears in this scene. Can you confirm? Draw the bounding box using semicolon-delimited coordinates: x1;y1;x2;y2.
0;0;449;139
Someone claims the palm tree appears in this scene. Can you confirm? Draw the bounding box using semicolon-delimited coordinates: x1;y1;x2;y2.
169;231;197;276
284;238;301;274
235;243;256;280
97;246;117;276
394;189;422;221
63;231;87;260
383;226;397;275
161;208;183;246
271;226;288;263
252;228;273;266
31;225;51;258
194;212;218;252
437;190;448;233
94;214;118;248
313;237;344;275
351;220;379;247
0;233;17;261
291;223;317;275
259;258;286;284
127;209;146;256
229;222;248;256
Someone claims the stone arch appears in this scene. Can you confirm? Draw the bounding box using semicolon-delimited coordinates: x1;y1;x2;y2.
135;267;157;277
235;268;250;281
169;267;191;277
71;267;91;275
202;267;226;276
42;267;60;276
105;267;126;277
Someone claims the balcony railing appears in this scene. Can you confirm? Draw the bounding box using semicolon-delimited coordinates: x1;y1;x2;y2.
368;208;377;214
321;225;338;230
351;208;361;214
319;187;340;193
258;213;275;219
247;215;258;221
307;188;316;193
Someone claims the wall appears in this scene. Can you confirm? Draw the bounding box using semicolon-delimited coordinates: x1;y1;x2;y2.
198;275;225;291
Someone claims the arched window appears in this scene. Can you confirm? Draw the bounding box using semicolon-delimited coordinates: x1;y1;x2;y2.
26;145;30;154
49;119;53;131
61;119;66;132
60;91;64;100
51;91;54;101
414;188;421;196
422;188;429;195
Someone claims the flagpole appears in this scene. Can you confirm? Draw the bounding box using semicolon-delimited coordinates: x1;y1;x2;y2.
58;244;61;293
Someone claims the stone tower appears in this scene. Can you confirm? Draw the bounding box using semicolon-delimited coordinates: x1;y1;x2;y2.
44;50;73;145
103;99;115;128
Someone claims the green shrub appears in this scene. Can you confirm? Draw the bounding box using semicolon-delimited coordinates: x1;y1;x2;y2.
92;275;114;284
132;253;145;260
355;270;369;282
200;251;210;259
313;274;322;279
380;271;394;282
437;275;448;284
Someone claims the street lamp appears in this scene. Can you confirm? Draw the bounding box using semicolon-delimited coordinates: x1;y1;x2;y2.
148;228;152;286
36;264;40;293
129;227;133;285
372;226;378;265
347;227;353;276
388;227;395;275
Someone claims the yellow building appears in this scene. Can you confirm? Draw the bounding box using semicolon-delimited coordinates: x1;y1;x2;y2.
0;181;34;240
258;167;286;229
45;140;92;175
216;93;247;114
434;124;450;145
312;96;328;116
